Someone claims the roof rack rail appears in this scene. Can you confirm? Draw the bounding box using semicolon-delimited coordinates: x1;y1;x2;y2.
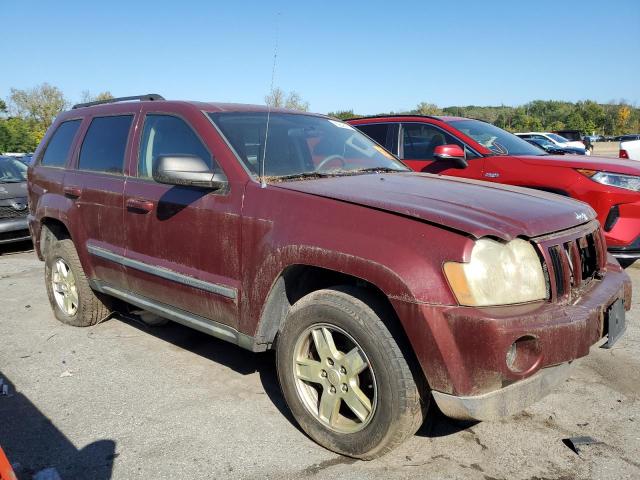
72;94;165;109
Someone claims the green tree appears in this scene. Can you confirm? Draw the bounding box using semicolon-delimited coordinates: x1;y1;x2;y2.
9;83;68;128
412;102;442;116
80;90;115;103
327;110;360;120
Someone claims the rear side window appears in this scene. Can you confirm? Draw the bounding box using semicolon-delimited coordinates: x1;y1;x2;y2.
78;115;133;174
138;114;214;178
41;120;82;167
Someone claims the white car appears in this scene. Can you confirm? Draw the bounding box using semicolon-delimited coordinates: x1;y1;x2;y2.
620;139;640;160
515;132;589;155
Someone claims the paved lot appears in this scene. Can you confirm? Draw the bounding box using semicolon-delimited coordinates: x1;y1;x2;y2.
1;242;639;480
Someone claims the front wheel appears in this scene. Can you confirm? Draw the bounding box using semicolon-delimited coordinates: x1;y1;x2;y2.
276;287;426;459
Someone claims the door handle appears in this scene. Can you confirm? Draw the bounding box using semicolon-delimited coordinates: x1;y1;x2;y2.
63;186;82;199
126;198;154;213
484;172;500;178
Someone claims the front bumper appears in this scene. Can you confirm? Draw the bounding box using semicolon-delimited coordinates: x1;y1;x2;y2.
393;259;631;420
432;362;572;420
0;217;30;244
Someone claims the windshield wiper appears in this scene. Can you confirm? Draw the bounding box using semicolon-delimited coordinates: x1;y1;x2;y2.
349;167;407;174
266;171;334;181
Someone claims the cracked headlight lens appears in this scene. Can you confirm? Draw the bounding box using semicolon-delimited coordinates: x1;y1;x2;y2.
444;238;547;306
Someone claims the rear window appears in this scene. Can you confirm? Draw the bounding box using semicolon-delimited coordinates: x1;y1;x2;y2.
78;115;133;174
41;120;82;167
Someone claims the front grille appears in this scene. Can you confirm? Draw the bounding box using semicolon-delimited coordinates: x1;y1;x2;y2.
0;205;28;219
536;221;605;301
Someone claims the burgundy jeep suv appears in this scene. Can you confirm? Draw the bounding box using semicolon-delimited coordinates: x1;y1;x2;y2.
28;95;631;459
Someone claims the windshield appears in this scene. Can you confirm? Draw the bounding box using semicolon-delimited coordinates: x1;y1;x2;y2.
0;157;28;183
450;120;546;156
208;112;408;180
547;133;569;143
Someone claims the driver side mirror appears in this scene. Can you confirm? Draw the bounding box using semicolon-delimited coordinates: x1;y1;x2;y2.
433;144;468;169
153;155;228;191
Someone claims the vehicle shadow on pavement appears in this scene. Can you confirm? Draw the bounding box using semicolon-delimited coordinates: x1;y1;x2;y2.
112;313;474;441
112;314;302;431
0;372;116;480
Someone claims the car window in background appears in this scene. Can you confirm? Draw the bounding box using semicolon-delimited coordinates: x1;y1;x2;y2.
547;133;569;143
138;114;217;178
401;123;474;160
356;123;392;149
78;115;133;174
451;120;545;156
40;119;82;167
0;157;28;182
208;112;408;179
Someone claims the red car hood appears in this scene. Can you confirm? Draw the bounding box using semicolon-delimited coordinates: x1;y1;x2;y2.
274;172;595;240
516;154;640;175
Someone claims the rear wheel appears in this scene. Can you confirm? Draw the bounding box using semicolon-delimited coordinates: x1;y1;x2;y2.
45;238;111;327
276;287;427;459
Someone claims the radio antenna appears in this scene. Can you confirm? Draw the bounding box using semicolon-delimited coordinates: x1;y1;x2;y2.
261;11;281;188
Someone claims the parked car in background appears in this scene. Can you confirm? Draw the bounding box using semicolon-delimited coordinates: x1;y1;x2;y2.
620;139;640;160
0;156;31;245
27;95;631;459
516;132;589;155
524;137;586;155
348;115;640;267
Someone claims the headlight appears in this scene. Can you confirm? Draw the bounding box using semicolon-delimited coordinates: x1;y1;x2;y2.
443;238;547;306
577;169;640;192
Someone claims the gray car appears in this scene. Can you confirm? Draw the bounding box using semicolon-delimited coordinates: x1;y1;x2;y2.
0;156;30;245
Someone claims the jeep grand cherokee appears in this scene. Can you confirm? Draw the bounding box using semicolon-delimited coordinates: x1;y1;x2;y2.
27;95;631;459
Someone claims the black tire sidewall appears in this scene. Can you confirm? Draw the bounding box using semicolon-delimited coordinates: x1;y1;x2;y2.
44;241;85;326
276;293;406;458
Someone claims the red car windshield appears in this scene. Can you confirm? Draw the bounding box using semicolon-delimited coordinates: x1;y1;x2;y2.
450;119;546;156
208;112;408;180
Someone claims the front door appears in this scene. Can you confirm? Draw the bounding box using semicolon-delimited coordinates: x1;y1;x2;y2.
123;111;242;327
399;122;485;178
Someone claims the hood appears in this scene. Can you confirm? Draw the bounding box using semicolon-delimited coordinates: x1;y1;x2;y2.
516;154;640;175
0;181;28;201
274;172;595;240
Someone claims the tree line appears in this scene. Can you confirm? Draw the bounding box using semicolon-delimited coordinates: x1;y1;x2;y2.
2;83;638;154
329;99;640;136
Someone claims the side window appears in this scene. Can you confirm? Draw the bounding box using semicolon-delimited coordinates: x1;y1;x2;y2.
356;124;391;148
78;115;133;174
138;114;216;179
40;120;82;167
401;124;469;160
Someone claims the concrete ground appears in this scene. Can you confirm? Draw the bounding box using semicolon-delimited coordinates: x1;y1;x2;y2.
1;241;639;480
592;142;619;158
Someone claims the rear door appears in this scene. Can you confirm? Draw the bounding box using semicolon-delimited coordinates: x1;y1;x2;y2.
399;122;485;177
122;107;242;328
64;111;137;290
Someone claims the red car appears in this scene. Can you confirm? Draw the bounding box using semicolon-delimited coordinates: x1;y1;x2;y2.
27;97;630;459
348;116;640;267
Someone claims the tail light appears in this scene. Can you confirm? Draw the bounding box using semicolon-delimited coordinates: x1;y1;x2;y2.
620;149;629;159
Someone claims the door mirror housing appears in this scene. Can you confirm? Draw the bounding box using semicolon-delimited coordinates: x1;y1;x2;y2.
153;155;227;190
433;144;468;169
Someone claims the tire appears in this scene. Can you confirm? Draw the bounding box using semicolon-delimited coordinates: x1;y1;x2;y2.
276;287;427;459
44;238;111;327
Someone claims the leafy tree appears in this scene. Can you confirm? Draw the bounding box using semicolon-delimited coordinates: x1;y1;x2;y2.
412;102;442;116
265;87;309;111
0;99;6;113
616;105;631;134
9;83;68;128
327;110;360;120
80;90;115;103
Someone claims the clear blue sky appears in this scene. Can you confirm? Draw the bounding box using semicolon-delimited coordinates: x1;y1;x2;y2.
2;0;639;114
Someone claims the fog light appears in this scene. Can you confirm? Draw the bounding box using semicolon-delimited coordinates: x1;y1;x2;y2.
506;335;542;373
